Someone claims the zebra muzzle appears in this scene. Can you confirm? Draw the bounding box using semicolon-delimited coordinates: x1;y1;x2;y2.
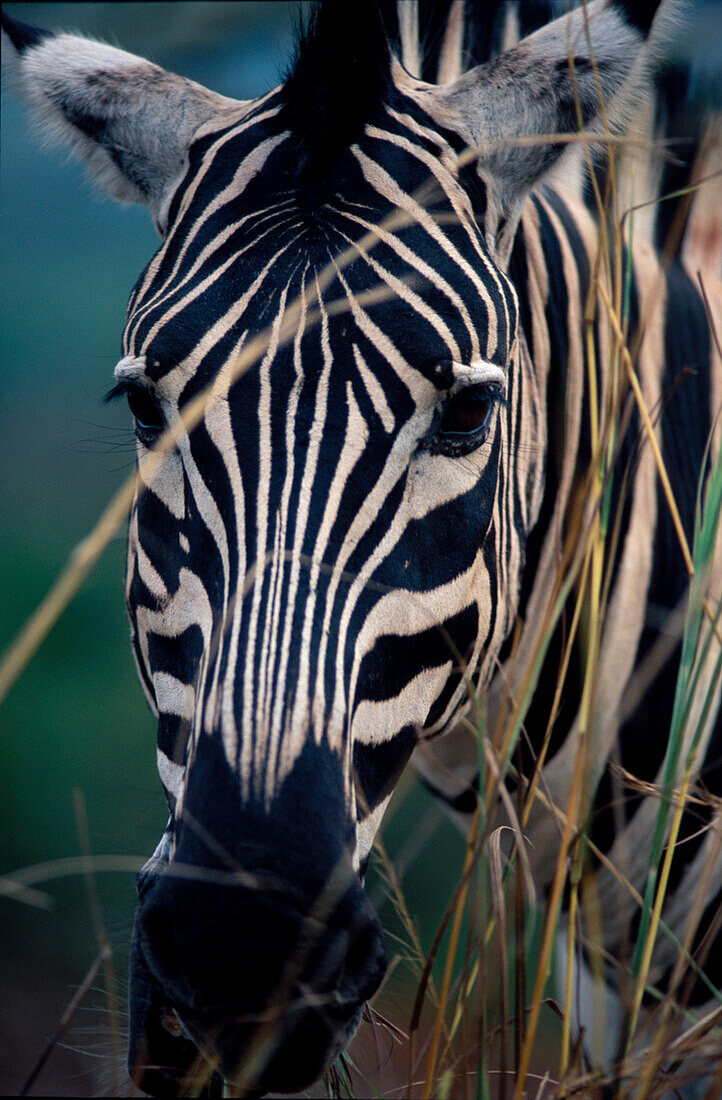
128;866;387;1096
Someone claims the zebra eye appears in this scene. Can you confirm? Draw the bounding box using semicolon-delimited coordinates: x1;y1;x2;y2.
126;384;164;441
434;385;500;455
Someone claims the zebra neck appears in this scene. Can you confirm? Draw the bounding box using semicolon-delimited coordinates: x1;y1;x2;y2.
483;185;606;801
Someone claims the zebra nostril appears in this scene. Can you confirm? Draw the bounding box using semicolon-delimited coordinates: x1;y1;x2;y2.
160;1010;184;1037
338;918;387;1007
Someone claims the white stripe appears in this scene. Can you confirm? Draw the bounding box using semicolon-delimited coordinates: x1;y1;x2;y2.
153;672;195;722
437;1;465;85
292;378;370;753
398;0;421;78
351;663;453;746
267;288;333;794
203;332;248;763
353;344;395;433
266;276;310;765
237;281;291;799
157;748;185;801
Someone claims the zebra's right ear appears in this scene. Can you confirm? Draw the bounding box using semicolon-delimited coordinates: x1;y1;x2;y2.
1;13;244;233
430;0;671;264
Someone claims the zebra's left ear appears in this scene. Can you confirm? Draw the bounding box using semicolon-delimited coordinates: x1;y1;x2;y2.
1;13;244;234
433;0;669;263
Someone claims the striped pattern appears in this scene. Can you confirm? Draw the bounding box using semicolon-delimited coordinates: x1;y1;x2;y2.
122;89;527;851
116;8;721;1021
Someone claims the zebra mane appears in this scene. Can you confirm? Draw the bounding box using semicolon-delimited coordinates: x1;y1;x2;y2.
280;1;395;192
279;1;568;194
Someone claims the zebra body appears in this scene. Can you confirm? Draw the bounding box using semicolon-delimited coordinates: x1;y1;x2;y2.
4;1;721;1095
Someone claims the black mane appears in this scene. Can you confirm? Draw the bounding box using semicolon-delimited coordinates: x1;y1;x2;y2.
278;0;565;195
280;0;397;192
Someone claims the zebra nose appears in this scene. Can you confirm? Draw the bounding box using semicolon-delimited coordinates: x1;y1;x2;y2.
179;914;387;1093
132;873;386;1093
136;871;387;1020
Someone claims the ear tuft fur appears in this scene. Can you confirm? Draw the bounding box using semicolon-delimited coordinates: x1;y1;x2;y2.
1;11;52;54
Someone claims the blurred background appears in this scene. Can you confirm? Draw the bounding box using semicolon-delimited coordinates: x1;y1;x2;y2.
0;4;465;1094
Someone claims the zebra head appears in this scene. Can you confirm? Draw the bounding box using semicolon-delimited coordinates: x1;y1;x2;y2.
3;1;663;1093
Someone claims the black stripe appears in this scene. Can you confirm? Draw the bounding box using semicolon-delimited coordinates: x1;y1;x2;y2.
353;725;418;813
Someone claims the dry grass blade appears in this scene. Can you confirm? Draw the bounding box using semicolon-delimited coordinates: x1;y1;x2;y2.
0;475;139;705
0;854;147;891
488;827;510;1100
421;809;480;1099
480;737;536;910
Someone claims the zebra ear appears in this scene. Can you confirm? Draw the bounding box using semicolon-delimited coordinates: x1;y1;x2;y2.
435;0;667;261
1;13;244;233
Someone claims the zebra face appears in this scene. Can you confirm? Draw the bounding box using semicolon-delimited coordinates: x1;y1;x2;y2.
120;97;522;1094
4;0;659;1092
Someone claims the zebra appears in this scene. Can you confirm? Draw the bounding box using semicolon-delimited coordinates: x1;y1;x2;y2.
3;0;721;1095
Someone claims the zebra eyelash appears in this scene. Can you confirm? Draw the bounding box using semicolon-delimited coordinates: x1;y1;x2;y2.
104;378;143;405
104;378;165;443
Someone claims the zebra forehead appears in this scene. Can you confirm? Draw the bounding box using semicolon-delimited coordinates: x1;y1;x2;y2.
122;146;515;374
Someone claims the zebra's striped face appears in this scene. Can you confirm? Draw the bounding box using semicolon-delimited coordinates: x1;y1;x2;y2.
122;92;522;1092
